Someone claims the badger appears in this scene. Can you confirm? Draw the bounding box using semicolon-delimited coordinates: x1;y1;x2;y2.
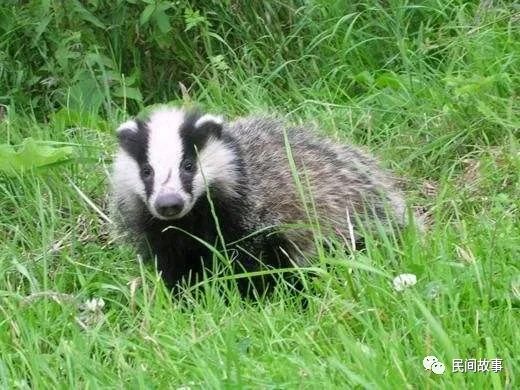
111;106;415;296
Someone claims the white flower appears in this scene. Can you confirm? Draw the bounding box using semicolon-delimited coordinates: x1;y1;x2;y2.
83;297;105;312
393;273;417;292
425;281;442;299
76;297;106;330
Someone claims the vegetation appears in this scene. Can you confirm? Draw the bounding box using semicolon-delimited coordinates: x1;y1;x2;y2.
0;0;518;387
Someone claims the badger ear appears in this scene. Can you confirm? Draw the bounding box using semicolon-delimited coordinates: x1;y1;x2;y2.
116;120;138;143
116;120;138;134
194;114;223;139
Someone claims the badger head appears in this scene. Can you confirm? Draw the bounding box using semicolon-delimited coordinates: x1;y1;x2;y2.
112;107;240;220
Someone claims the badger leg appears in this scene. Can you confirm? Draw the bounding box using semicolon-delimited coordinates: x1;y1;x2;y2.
230;233;305;298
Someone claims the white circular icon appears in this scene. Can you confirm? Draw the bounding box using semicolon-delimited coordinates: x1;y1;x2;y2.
423;355;445;375
431;361;446;375
423;355;438;370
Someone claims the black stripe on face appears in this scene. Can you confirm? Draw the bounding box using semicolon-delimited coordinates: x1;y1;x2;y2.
179;111;223;194
117;119;154;198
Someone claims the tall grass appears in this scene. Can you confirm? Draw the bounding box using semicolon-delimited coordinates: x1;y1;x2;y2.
0;0;518;388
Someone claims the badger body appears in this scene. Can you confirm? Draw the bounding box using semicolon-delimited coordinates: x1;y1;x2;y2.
111;107;411;294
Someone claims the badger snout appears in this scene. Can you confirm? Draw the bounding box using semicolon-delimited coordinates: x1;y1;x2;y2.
154;192;185;219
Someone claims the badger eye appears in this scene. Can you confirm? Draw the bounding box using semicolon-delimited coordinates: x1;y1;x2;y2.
182;160;194;172
141;164;154;178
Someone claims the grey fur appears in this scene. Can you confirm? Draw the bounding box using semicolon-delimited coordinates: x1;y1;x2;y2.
110;109;420;290
222;116;410;263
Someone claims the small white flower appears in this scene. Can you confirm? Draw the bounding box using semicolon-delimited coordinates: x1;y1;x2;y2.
425;281;442;299
393;273;417;292
76;297;106;330
356;341;374;357
83;297;105;312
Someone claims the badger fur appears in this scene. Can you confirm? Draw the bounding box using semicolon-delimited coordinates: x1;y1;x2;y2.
111;106;413;295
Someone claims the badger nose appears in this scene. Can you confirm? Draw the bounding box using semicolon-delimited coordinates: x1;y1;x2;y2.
154;193;184;218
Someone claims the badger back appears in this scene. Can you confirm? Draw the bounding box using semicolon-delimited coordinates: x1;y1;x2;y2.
226;116;408;246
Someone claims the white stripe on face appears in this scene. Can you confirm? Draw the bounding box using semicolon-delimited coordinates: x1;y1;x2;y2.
138;107;239;220
112;151;146;201
146;108;187;206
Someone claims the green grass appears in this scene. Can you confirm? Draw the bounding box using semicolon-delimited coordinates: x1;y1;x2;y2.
0;0;519;388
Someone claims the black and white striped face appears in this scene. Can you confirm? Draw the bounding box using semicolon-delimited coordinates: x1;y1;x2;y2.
113;107;239;220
